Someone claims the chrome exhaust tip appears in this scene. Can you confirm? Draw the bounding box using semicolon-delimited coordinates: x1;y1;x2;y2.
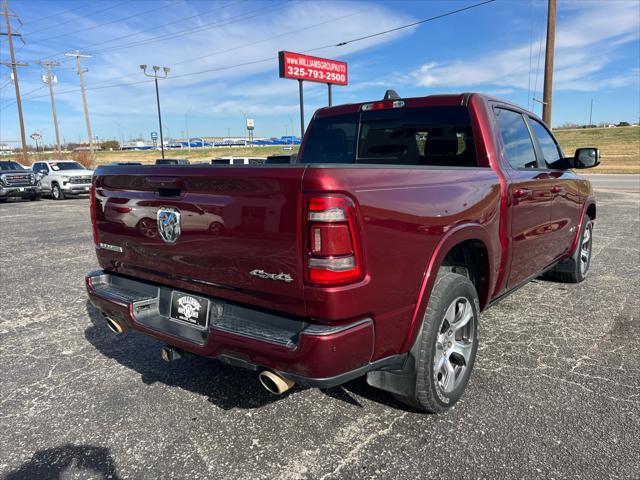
104;316;125;334
258;370;295;395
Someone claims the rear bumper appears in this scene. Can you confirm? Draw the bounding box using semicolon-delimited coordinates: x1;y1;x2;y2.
85;270;401;387
0;185;40;198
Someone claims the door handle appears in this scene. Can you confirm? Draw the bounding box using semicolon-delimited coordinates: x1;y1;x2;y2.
550;185;563;194
513;188;532;200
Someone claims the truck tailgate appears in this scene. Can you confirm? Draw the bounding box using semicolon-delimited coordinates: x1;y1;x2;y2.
93;165;307;316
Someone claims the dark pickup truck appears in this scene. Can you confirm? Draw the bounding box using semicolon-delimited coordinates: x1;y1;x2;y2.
0;161;41;203
86;92;598;412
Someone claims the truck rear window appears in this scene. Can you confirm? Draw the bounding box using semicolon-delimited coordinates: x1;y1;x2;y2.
300;106;478;167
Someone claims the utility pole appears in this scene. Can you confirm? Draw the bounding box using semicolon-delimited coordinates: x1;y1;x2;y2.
140;64;169;159
1;0;28;158
542;0;556;127
37;60;62;153
589;98;593;126
185;109;191;152
65;51;94;158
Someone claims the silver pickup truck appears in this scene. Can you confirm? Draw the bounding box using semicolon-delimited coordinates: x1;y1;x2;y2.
31;160;94;200
0;161;41;203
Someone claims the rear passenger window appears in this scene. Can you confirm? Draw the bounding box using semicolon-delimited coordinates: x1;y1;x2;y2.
357;107;477;167
301;107;478;167
528;118;563;168
494;108;538;169
302;114;358;164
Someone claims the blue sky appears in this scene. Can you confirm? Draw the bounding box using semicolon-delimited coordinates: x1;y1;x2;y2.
0;0;638;147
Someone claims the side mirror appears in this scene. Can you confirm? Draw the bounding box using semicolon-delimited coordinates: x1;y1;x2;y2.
571;147;600;169
38;171;47;177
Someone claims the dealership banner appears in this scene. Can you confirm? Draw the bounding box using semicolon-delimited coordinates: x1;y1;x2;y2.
278;51;348;85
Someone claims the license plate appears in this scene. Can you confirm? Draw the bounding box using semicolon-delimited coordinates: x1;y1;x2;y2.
169;291;210;328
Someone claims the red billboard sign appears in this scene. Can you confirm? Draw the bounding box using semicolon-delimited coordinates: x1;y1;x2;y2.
278;51;348;85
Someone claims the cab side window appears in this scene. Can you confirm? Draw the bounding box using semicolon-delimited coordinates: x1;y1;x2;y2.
528;118;563;169
494;108;538;169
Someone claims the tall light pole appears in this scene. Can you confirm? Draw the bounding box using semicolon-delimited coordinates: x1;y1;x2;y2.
288;115;295;141
114;121;123;149
140;64;169;159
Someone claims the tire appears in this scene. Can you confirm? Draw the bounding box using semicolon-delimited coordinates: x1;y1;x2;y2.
551;215;593;283
52;183;65;200
0;198;7;204
394;272;479;413
28;193;41;201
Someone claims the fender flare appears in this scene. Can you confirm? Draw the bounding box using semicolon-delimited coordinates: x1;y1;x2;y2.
399;223;495;353
569;197;596;255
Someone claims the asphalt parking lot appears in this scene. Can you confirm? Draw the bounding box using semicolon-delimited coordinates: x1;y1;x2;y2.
1;185;638;480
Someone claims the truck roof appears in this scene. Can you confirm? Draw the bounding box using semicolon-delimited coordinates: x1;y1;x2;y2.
313;92;535;119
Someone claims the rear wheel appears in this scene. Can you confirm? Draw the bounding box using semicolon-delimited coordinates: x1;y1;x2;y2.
394;272;479;413
52;183;64;200
551;215;593;283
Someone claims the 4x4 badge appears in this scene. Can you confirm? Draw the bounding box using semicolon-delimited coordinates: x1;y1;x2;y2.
157;207;181;244
249;269;293;283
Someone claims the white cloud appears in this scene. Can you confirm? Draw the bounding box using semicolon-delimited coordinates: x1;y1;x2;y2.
1;1;415;143
407;1;640;92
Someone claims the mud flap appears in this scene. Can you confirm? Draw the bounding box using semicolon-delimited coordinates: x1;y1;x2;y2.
366;319;424;398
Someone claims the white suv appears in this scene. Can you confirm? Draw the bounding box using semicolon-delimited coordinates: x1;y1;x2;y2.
32;160;94;200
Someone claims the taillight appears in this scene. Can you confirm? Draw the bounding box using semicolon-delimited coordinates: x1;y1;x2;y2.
304;195;365;286
89;183;100;246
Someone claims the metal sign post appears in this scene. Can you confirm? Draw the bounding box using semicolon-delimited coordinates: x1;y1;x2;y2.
30;131;41;153
278;51;348;138
298;80;305;137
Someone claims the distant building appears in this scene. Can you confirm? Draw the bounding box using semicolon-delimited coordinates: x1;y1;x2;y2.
0;144;14;155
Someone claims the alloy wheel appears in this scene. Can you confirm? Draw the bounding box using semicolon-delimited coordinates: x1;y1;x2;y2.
433;297;475;395
580;222;592;276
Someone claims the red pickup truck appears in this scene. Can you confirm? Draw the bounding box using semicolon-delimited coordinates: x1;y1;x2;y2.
86;92;599;412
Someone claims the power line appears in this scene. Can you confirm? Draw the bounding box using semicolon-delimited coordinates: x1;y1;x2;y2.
29;0;183;45
532;7;545;114
21;1;129;36
170;9;365;68
7;6;362;98
68;0;487;89
85;2;284;57
16;1;101;29
4;0;498;108
304;0;496;53
44;1;238;61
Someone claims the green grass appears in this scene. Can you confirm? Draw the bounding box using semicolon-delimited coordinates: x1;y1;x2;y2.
92;146;299;165
554;126;640;173
14;126;640;173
